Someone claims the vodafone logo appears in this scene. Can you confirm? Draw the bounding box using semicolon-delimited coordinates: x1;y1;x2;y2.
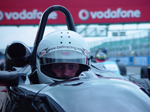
78;8;141;20
78;9;89;20
0;11;4;21
0;9;57;21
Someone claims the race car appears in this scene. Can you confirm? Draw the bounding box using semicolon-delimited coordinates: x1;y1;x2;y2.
0;5;150;112
91;50;127;76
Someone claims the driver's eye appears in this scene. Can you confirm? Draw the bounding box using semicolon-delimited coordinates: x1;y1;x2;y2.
68;65;76;70
54;65;63;69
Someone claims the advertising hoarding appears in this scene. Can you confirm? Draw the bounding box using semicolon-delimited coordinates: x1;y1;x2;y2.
0;0;150;25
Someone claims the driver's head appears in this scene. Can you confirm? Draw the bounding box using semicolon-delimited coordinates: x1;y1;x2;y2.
36;30;91;83
95;52;107;62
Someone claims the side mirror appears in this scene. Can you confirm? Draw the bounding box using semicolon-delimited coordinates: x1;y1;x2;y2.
90;56;96;62
0;71;20;86
5;41;31;71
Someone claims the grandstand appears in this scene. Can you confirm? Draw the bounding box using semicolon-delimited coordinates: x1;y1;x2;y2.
90;30;150;58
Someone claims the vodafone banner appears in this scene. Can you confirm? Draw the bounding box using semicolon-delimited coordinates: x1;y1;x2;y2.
0;0;150;25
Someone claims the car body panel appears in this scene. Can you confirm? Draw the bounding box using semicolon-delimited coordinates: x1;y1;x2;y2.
91;62;128;80
11;76;150;112
101;60;121;75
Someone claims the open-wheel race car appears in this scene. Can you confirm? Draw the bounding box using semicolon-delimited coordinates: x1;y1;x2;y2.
91;49;127;76
0;5;150;112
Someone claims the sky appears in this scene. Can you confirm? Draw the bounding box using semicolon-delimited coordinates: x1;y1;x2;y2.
0;23;150;51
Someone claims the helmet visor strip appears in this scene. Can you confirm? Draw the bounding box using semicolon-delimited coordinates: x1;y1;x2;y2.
38;50;89;65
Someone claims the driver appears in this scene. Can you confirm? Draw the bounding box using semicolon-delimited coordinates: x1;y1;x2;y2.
36;30;91;83
95;52;107;62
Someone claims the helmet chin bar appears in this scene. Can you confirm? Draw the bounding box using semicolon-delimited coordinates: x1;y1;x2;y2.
36;64;90;84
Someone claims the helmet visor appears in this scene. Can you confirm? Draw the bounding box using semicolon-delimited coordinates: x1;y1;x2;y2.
38;50;89;65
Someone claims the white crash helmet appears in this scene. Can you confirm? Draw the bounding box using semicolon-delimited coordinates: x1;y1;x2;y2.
36;30;91;83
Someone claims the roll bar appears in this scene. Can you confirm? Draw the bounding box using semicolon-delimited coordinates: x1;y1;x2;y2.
31;5;76;71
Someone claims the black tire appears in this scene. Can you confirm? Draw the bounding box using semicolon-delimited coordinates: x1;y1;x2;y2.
141;66;149;78
117;63;127;76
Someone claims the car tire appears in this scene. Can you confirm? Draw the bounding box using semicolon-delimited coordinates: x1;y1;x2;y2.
117;63;127;76
141;66;149;78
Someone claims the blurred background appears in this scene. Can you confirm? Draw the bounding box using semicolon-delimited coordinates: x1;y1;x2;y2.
0;0;150;68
